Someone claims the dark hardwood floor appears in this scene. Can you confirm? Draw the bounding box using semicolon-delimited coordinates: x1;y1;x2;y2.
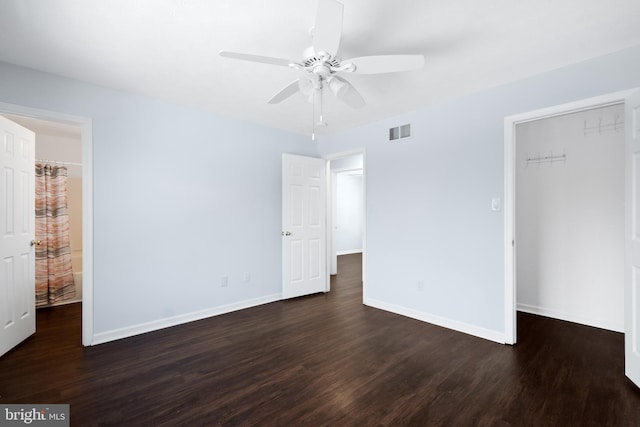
1;253;639;426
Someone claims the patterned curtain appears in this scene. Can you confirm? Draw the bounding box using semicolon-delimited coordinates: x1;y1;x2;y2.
35;164;75;307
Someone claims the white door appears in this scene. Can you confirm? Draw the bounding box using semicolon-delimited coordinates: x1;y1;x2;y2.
0;115;36;357
626;90;640;387
282;154;327;299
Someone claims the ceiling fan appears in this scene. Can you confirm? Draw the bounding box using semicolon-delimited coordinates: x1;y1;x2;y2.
219;0;424;130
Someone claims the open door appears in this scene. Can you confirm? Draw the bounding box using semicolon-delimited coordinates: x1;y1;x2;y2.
282;154;327;299
626;89;640;387
0;115;36;357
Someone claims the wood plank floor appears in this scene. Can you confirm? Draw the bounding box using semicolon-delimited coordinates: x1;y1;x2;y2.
1;253;639;426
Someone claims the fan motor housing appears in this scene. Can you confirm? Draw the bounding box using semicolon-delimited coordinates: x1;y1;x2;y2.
302;46;341;69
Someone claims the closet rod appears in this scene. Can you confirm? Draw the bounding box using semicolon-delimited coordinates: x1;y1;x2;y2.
35;159;82;167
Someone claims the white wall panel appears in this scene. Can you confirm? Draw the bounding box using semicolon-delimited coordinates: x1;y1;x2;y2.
3;167;13;236
291;186;304;228
2;257;14;327
290;240;303;283
309;238;320;279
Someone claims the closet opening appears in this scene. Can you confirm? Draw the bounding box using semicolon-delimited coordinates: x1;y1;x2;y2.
503;89;635;344
514;104;624;334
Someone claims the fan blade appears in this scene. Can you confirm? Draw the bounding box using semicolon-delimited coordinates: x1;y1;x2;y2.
343;55;425;74
313;0;343;57
268;80;301;104
331;76;365;109
219;51;294;67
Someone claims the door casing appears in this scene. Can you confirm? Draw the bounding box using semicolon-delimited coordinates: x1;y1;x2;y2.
324;149;366;301
503;89;637;345
0;102;94;346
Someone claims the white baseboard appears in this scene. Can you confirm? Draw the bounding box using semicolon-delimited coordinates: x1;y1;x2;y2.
92;293;282;345
337;249;363;256
517;303;624;333
364;298;506;344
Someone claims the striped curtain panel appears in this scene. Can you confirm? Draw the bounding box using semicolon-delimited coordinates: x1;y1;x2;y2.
35;164;75;307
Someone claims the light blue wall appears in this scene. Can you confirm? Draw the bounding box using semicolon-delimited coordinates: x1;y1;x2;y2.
318;45;640;337
0;62;315;335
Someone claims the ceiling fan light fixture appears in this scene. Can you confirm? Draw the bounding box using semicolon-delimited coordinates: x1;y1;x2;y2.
328;76;348;97
219;0;425;137
307;88;322;104
298;77;314;96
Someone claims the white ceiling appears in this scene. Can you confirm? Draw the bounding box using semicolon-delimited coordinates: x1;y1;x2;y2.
0;0;639;136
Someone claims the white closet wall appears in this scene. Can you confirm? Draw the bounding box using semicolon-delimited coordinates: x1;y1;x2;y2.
516;104;624;332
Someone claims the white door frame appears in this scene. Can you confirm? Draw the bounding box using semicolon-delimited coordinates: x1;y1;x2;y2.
330;167;363;272
503;89;635;345
0;102;94;346
324;149;366;301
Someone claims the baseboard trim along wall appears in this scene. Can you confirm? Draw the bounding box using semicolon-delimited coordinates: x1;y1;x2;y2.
517;303;624;333
92;294;282;345
365;298;506;344
337;249;363;256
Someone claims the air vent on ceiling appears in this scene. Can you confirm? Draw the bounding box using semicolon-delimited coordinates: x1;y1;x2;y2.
389;124;411;141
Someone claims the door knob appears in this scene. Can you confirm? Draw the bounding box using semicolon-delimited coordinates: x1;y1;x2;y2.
282;231;292;236
30;240;42;247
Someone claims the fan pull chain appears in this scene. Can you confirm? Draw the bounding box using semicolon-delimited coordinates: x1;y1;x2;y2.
311;88;316;141
319;86;324;125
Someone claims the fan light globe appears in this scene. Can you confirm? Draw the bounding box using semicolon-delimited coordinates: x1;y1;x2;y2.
328;77;348;97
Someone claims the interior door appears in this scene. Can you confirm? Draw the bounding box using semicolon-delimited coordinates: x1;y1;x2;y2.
282;154;327;299
0;115;36;357
626;90;640;387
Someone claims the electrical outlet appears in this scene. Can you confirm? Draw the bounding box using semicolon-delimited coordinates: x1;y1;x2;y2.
243;272;251;283
220;275;228;287
417;280;424;291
